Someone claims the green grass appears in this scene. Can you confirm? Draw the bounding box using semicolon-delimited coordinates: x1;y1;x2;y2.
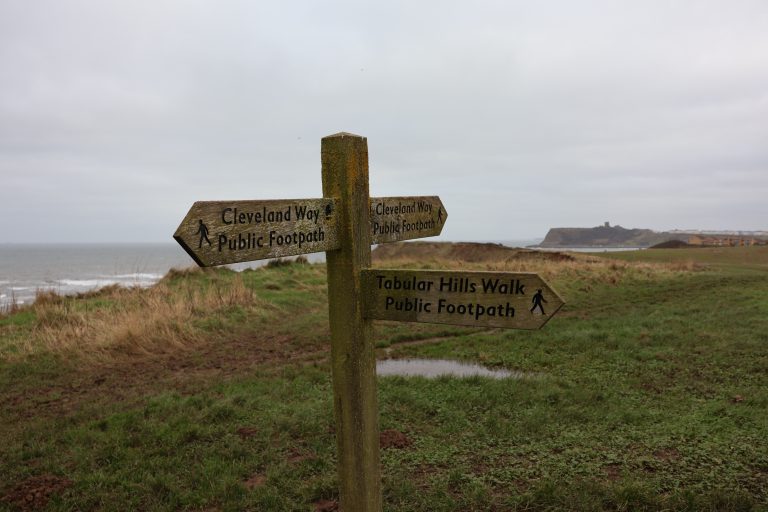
1;250;767;511
43;369;338;511
592;245;768;271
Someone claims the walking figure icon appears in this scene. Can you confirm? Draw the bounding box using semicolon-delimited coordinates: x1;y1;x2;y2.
195;219;211;248
530;289;547;315
437;207;443;223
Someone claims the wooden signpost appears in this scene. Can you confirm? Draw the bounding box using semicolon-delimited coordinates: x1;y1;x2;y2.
173;198;339;266
173;195;447;266
369;196;446;243
174;132;563;512
363;269;563;329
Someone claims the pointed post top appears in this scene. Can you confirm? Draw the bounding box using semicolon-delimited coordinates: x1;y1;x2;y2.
323;131;365;140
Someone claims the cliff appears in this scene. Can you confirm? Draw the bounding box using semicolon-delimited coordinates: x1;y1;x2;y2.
539;225;678;248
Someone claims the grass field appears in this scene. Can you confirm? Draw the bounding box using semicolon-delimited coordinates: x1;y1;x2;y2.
1;246;767;511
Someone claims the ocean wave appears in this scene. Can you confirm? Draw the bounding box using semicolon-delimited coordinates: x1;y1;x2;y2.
10;286;33;291
2;298;27;305
107;273;164;280
57;279;110;287
57;278;158;288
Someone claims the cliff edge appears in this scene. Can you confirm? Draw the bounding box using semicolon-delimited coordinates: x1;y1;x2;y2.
539;225;675;248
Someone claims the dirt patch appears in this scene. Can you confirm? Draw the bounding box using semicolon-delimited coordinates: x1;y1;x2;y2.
653;448;681;462
313;499;339;511
639;382;662;394
243;473;267;490
380;429;412;449
1;333;328;423
380;329;491;355
236;426;259;439
287;448;315;464
602;463;622;481
1;474;72;511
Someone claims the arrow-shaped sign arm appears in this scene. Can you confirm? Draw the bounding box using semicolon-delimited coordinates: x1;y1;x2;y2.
174;198;340;267
369;196;447;244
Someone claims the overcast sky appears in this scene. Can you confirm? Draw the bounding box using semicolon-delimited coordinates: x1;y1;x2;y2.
1;1;766;243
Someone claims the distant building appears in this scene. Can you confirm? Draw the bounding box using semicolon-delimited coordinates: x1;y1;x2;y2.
687;235;764;247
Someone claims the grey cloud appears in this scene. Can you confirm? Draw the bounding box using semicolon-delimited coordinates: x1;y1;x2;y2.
1;0;766;242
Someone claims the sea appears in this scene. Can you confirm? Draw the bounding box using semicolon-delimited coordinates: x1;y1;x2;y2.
0;239;639;308
0;243;321;309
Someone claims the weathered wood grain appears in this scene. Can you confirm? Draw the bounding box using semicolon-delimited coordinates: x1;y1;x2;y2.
362;269;564;329
173;198;339;266
322;133;383;512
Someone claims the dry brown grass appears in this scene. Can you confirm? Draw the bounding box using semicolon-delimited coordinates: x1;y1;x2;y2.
374;252;684;274
371;242;705;282
9;271;272;360
372;250;697;284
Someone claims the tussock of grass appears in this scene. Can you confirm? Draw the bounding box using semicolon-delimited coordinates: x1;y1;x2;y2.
0;288;26;316
1;269;273;360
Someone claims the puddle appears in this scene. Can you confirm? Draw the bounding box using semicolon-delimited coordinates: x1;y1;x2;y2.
376;359;534;380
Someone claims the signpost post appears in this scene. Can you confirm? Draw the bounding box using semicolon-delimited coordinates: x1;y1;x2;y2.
321;133;381;511
174;132;563;512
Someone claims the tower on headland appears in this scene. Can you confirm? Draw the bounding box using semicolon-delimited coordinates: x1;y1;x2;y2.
604;222;610;228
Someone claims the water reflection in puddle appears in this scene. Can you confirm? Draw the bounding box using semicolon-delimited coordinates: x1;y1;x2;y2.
376;359;534;380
